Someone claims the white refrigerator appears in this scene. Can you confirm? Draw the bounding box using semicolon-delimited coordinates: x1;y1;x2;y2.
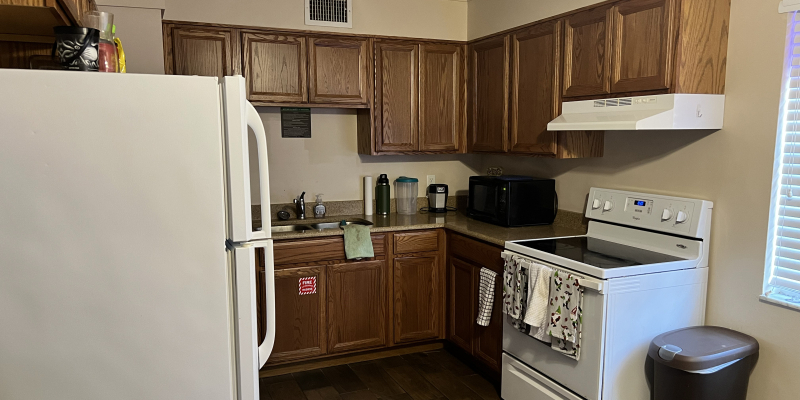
0;70;276;400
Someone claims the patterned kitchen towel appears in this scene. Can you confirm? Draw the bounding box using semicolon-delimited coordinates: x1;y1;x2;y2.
502;254;530;333
502;253;520;317
476;267;498;327
547;270;584;360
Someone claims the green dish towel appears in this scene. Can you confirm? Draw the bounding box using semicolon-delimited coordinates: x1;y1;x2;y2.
343;224;374;259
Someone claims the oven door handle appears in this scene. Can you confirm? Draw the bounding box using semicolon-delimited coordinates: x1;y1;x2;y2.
502;251;605;294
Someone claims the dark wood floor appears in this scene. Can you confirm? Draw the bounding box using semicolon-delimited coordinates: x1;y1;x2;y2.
259;350;501;400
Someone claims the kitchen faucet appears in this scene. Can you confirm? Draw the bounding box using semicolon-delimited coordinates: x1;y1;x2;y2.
293;192;306;220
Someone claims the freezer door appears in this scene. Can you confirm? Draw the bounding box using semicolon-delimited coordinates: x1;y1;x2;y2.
231;240;276;400
223;76;272;242
0;70;235;399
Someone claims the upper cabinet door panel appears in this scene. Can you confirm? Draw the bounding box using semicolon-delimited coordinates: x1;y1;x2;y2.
510;21;561;155
610;0;676;93
242;32;307;103
309;37;369;104
563;6;613;98
470;35;510;153
171;26;233;78
419;43;463;152
375;41;418;152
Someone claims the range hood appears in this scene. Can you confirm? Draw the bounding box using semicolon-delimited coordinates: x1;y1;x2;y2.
547;94;725;131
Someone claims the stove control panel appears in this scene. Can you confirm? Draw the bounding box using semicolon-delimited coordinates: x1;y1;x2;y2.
585;188;713;238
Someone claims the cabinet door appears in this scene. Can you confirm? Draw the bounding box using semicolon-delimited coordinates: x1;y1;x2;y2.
327;260;387;353
419;43;463;152
473;260;503;372
610;0;675;93
510;21;562;155
264;265;327;365
563;6;613;97
469;35;510;153
242;32;307;103
448;257;476;353
169;26;233;78
394;255;441;344
375;41;418;152
308;37;369;104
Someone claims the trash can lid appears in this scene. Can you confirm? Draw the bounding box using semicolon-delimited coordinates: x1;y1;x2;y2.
648;326;759;371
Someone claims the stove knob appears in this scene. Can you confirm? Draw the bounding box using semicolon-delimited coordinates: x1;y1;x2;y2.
591;199;601;210
603;200;614;211
676;211;688;224
661;209;673;221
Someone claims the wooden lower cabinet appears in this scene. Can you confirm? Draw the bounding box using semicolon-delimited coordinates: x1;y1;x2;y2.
447;233;504;372
266;265;327;364
327;260;387;353
448;257;476;353
260;229;502;374
472;260;504;371
393;254;442;344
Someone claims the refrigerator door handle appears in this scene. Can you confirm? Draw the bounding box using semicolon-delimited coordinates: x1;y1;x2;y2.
246;101;272;237
257;240;276;368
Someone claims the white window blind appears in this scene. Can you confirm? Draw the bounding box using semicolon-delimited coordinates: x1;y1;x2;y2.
765;12;800;304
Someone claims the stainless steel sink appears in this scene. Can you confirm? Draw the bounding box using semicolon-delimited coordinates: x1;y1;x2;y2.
270;224;313;233
309;219;373;230
271;218;373;233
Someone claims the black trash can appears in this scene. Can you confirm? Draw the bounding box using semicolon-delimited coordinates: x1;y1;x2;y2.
647;326;759;400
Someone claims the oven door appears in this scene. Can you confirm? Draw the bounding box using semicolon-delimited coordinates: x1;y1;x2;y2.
502;259;607;400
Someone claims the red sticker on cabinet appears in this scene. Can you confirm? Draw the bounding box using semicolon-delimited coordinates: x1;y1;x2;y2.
299;277;316;295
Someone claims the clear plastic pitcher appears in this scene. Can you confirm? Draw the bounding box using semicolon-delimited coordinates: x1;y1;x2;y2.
394;177;419;215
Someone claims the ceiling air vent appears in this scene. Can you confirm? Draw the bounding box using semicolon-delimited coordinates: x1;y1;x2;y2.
305;0;352;28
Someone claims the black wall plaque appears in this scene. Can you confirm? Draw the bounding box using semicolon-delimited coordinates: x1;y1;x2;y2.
281;108;312;138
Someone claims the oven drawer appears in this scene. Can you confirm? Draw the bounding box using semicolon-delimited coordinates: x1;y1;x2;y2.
502;354;583;400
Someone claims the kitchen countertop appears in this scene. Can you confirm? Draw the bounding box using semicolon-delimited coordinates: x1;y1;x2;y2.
261;211;587;247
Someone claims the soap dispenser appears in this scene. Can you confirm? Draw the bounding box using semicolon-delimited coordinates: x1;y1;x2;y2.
314;194;326;219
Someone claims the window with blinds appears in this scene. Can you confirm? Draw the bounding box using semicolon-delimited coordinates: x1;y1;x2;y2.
765;12;800;305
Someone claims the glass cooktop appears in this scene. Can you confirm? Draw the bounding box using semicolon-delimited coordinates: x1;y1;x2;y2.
515;236;686;269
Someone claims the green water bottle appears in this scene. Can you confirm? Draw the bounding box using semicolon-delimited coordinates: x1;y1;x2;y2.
376;174;390;215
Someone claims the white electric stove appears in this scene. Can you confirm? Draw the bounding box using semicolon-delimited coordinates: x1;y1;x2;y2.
501;188;713;400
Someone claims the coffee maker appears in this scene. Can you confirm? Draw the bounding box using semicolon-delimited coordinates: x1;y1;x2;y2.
426;184;449;213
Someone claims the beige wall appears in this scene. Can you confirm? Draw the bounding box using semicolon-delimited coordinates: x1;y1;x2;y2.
467;0;602;40
164;0;468;41
472;0;796;398
97;2;165;74
253;108;481;204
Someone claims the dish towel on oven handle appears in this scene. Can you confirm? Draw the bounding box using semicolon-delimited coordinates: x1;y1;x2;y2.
526;263;553;343
547;269;584;360
502;253;530;333
476;267;498;327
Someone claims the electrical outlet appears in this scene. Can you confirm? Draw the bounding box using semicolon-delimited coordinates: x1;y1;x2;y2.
427;175;435;186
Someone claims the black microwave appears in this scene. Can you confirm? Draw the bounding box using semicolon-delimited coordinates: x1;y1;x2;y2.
467;176;558;227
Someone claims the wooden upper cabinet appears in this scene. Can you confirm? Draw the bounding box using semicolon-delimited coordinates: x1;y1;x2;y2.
308;37;369;104
610;0;676;93
469;35;510;153
168;26;234;78
375;41;418;152
510;21;562;156
419;43;463;152
562;6;613;98
327;260;387;353
266;265;327;365
242;32;307;103
393;255;441;344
